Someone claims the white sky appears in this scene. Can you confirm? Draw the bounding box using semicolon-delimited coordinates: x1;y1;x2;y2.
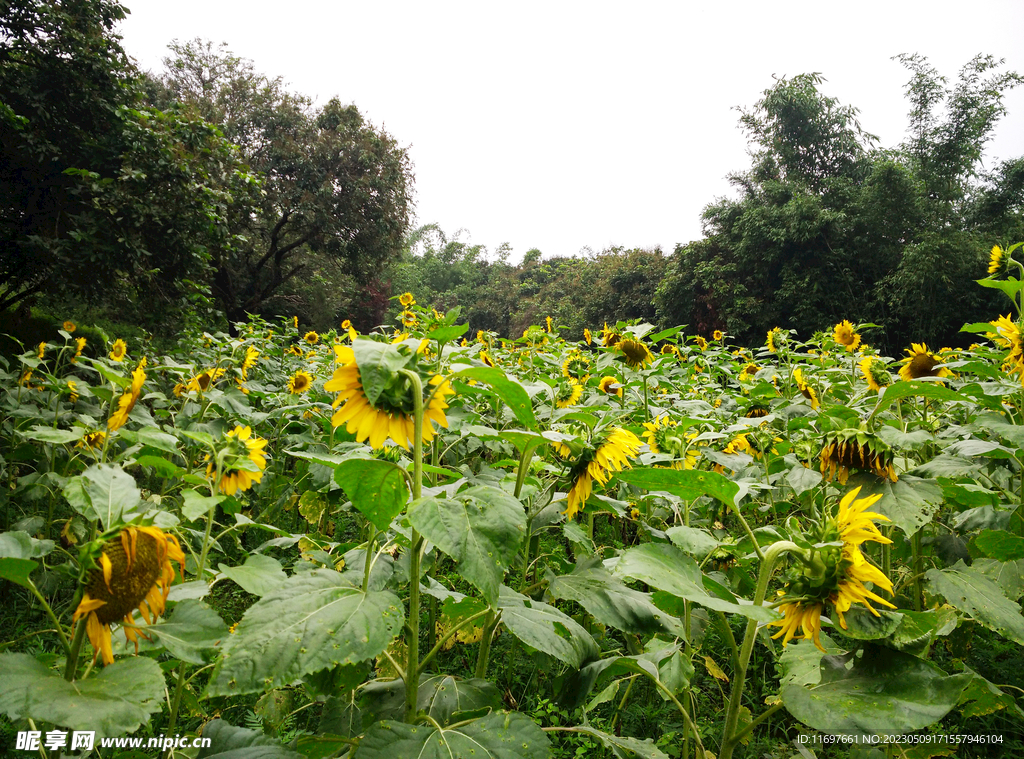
117;1;1024;263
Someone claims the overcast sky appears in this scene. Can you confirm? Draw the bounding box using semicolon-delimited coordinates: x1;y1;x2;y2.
116;1;1024;263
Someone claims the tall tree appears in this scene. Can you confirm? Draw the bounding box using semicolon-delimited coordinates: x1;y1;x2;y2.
153;40;415;327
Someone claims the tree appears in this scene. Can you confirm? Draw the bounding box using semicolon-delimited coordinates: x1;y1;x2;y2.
152;40;415;327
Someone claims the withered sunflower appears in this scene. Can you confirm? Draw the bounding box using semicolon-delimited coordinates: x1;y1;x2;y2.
207;425;268;495
819;428;897;484
72;525;185;665
833;320;861;352
898;343;951;382
618;338;654;369
325;349;454;450
288;370;313;394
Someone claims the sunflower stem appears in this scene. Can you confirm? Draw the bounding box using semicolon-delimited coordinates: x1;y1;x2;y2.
63;618;87;682
362;523;376;593
719;540;801;759
26;578;71;658
474;610;500;679
400;369;425;723
642;373;650;422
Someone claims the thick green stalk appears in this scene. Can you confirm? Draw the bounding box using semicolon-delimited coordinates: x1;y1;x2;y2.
63;618;87;682
401;370;425;723
474;610;499;679
719;540;801;759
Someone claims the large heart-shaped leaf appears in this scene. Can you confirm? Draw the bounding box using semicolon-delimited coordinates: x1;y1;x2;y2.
360;674;502;727
63;464;141;528
0;654;164;739
197;719;302;759
334;458;409;531
218;554;287;597
925;563;1024;645
848;474;941;537
497;586;597;668
617;468;739;506
208;570;403;696
409;486;525;605
451;367;537;430
141;600;229;664
355;711;550;759
352;340;411;407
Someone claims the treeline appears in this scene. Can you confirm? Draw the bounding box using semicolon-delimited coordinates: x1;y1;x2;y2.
2;0;1022;354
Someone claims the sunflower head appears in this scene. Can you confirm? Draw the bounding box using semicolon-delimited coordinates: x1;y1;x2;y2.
820;427;897;484
641;415;697;469
73;525;185;665
207;425;269;495
304;331;320;345
553;378;583;408
63;320;76;333
563;427;641;519
695;336;708;351
988;245;1007;276
109;339;127;362
601;323;622;348
713;330;724;341
241;346;260;379
745;401;770;418
898;343;951;382
562;351;592;381
480;350;495;367
399;292;416;308
833;320;862;352
546;316;553;333
792;367;819;409
288;369;313;394
583;328;593;345
859;356;891;392
77;430;107;451
766;327;786;354
661;344;680;358
618;338;653;369
987;316;1024;379
186;367;226;394
597;375;623;398
341;319;353;331
37;341;46;360
108;358;147;432
72;336;87;362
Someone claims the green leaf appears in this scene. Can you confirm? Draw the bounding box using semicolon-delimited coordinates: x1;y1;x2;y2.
218;554;288;597
786;464;822;494
665;525;720;558
836;607;904;640
975;276;1024;301
65;464;142;528
548;560;681;636
497;586;598;668
360;674;502;727
426;323;469;343
142;600;229;664
0;530;54;559
869;381;964;416
616;467;739;506
135;455;186;478
971;558;1024;600
615;544;778;622
890;608;958;656
409;486;525;605
0;558;37;588
925;563;1024;645
182;489;227;521
23;425;85;444
197;720;302;759
352;340;409;407
957;665;1024;719
565;725;671;759
451;367;537;430
0;653;164;739
975;529;1024;561
335;458;409;531
355;711;550;759
560;646;676;709
780;642;973;737
208;570;403;696
131;426;181;453
849;475;941;537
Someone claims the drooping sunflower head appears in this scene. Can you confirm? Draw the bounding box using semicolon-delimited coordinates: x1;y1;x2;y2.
618;338;653;370
641;415;697;469
186;367;226;395
583;328;593;345
819;428;897;484
241;346;260;379
207;425;269;495
479;350;495;368
987;316;1024;378
523;325;547;345
304;331;320;345
73;525;185;665
563;427;641;519
562;351;592;382
77;430;107;451
661;344;680;358
399;292;416;308
766;327;786;354
553;378;583;409
288;369;313;394
792;367;819;409
769;600;825;651
109;339;127;362
741;362;759;379
695;336;708;351
72;336;87;362
601;323;622;348
898;343;951;382
989;245;1006;276
833;320;861;352
108;358;147;432
859;356;891;392
745;401;770;418
597;375;623;399
545;316;553;333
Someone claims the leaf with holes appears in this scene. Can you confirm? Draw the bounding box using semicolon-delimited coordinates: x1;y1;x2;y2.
497;586;597;668
354;711;550;759
925;563;1024;645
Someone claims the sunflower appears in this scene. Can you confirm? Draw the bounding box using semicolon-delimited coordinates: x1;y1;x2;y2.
562;351;592;382
37;341;46;360
723;433;752;456
186;367;226;394
72;336;87;363
63;320;76;333
641;415;697;470
72;525;185;665
713;330;724;341
325;349;454;450
695;336;708;351
745;401;770;418
597;376;623;398
792;367;819;409
661;344;680;357
241;346;260;379
618;338;654;369
67;380;79;404
341;319;352;330
583;328;593;345
77;430;107;450
859;356;891;392
401;310;418;328
601;322;622;348
399;292;416;308
898;343;951;382
207;425;268;495
288;369;313;394
770;601;824;650
554;379;583;409
766;328;785;354
106;340;127;363
108;358;147;432
988;245;1006;276
819;428;897;484
833;320;861;352
564;428;642;519
987;315;1024;378
304;331;320;345
741;362;759;378
480;350;495;367
546;316;553;333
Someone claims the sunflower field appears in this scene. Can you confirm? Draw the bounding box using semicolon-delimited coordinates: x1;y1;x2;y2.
3;249;1024;758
